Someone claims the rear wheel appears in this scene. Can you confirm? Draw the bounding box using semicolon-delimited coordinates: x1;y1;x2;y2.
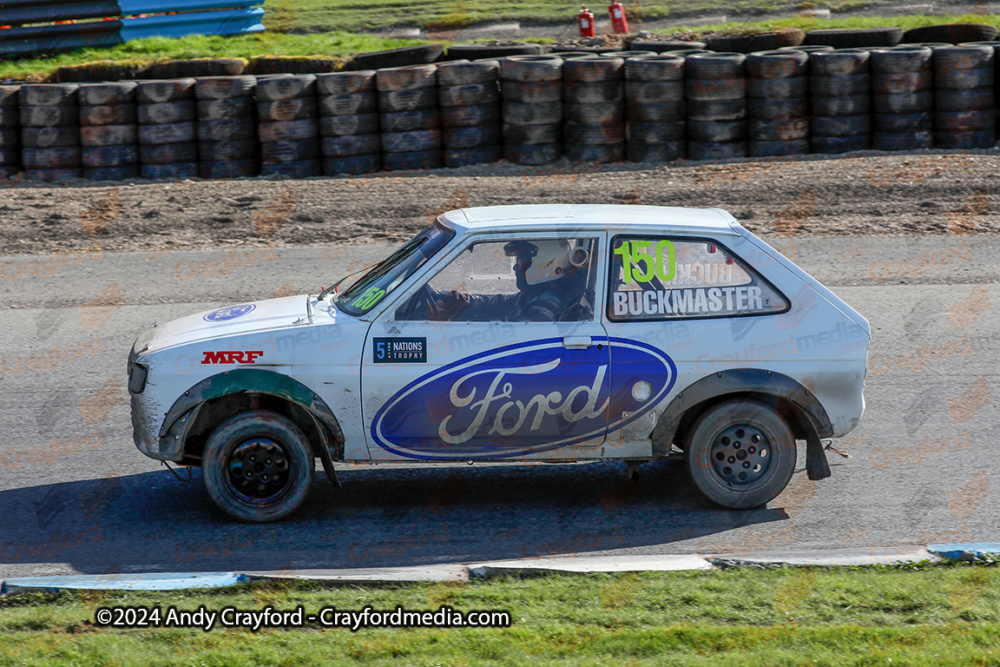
684;399;796;509
202;410;313;522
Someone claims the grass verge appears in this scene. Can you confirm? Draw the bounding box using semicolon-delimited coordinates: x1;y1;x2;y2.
3;562;1000;665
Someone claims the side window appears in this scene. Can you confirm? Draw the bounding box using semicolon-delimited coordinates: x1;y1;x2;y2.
607;236;789;321
396;237;599;323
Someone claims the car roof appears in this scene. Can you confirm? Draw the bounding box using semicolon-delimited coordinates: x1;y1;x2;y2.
438;204;740;236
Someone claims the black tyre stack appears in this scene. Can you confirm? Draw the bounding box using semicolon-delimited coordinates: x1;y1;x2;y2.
317;71;381;176
20;84;81;182
136;78;199;180
257;74;320;178
78;82;139;180
195;76;258;179
932;45;995;149
808;49;872;154
437;60;502;168
500;55;564;165
870;46;933;151
0;85;20;180
377;64;441;171
563;55;626;163
685;53;748;160
624;54;685;162
964;41;1000;140
746;50;810;157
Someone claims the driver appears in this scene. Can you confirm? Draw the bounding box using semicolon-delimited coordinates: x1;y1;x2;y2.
421;239;590;322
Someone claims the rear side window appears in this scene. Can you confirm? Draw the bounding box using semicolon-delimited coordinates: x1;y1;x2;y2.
607;236;790;321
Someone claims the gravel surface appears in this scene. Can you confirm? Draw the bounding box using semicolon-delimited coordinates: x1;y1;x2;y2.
1;150;998;256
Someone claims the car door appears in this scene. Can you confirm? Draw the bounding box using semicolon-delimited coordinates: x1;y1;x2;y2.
360;231;614;462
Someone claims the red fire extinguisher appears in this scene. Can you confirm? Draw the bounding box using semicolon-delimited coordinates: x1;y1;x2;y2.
578;5;595;38
608;0;629;34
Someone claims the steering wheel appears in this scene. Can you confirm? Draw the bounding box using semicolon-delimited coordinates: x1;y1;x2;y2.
398;284;435;321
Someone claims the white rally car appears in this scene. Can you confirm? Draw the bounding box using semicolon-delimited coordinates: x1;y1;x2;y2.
129;204;870;522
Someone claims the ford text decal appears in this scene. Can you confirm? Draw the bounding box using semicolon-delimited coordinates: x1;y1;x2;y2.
202;351;264;364
370;338;676;459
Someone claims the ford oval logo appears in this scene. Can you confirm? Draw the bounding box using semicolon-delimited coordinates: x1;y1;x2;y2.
204;304;256;322
371;337;676;459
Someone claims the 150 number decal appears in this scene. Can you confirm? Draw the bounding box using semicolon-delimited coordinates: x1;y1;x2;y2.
353;286;386;310
613;240;676;284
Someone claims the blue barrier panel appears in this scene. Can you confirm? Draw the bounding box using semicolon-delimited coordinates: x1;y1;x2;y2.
0;1;121;26
0;20;123;58
119;0;262;15
119;7;264;40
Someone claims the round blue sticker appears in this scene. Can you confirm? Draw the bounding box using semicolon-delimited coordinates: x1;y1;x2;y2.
204;304;256;322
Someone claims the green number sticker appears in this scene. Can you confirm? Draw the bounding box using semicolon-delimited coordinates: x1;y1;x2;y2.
615;239;676;284
354;286;386;310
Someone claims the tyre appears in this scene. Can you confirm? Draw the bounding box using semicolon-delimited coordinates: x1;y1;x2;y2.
934;129;995;148
20;83;79;107
19;105;77;127
258;119;319;143
873;91;933;114
79;104;137;127
200;158;259;179
748;138;810;157
146;58;247;79
934;109;995;132
564;142;624;162
871;71;931;94
934;88;994;111
318;92;378;116
23;168;81;182
383;149;442;171
81;124;138;146
442;124;501;149
902;24;998;45
260;159;323;177
444;44;542;61
22;146;81;169
598;51;654;60
139;142;198;165
202;411;313;523
625;99;686;122
811;93;870;116
21;126;79;148
260;139;320;161
803;27;903;49
810;114;871;137
502;101;561;125
624;80;683;104
78;82;137;106
83;164;140;180
809;49;870;76
136;79;197;104
869;47;932;73
382;129;442;153
502;122;560;145
442;103;501;127
137;101;196;125
563;102;623;124
443;144;502;167
319;113;380;136
0;127;18;147
0;107;18;128
746;76;807;100
0;85;20;107
140;162;198;179
873;111;932;132
934;67;993;90
873;131;933;150
321;133;382;157
624;55;685;82
351;44;445;71
687;98;746;121
499;56;563;82
257;97;317;122
781;45;835;53
687;140;747;160
688;120;746;142
626;140;684;162
250;56;337;75
255;74;316;102
747;97;807;120
82;144;138;167
562;81;623;104
500;80;562;103
684;399;797;509
436;60;500;86
685;77;746;101
933;45;994;70
197;118;256;142
375;64;437;92
748;117;808;141
199;139;258;161
438;83;500;107
0;146;18;164
563;57;624;82
564;122;625;145
746;50;808;78
197;98;255;121
194;76;256;100
628;40;706;53
626;120;685;143
378;88;437;113
706;33;779;54
316;71;376;96
502;142;561;165
685;53;746;79
323;153;381;175
809;74;869;97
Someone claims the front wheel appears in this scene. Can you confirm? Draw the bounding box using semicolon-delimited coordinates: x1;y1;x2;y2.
202;410;313;522
684;399;796;509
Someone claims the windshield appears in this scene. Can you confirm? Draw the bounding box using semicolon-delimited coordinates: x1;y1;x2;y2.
336;222;455;316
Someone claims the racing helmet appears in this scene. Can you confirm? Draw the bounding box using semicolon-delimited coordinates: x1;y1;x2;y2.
504;239;581;286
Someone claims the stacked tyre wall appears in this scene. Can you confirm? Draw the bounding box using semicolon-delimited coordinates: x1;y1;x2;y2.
8;41;1000;182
